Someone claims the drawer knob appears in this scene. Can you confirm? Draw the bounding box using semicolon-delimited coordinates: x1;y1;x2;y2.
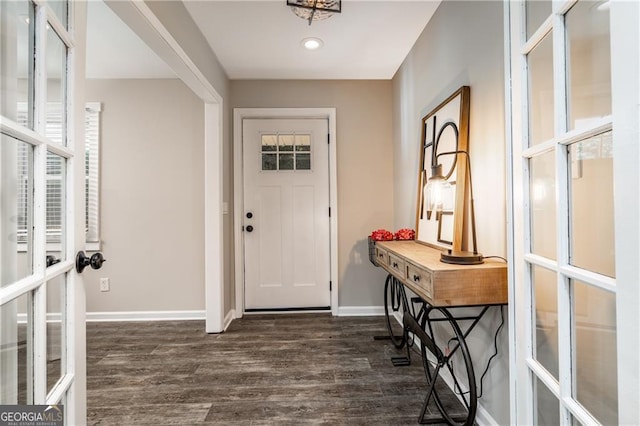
413;274;420;282
393;262;398;268
379;253;383;258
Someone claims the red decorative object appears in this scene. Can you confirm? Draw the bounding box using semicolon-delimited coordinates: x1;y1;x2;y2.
370;229;394;241
395;228;416;240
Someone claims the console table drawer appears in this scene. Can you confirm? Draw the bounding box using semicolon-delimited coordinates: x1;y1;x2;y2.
388;254;406;277
407;264;433;299
375;247;388;266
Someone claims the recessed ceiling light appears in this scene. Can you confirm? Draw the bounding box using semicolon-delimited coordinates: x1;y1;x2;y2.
301;37;323;51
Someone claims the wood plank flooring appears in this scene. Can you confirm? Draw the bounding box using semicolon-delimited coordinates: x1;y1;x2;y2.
87;314;465;425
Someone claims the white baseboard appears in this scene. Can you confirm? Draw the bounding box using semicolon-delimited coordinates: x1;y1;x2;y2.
86;310;205;322
337;306;385;316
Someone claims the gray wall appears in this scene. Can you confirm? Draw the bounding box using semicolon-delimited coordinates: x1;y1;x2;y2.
84;79;206;312
139;0;235;317
392;1;509;423
231;80;394;307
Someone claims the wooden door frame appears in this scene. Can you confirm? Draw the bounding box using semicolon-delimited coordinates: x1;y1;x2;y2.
233;108;338;317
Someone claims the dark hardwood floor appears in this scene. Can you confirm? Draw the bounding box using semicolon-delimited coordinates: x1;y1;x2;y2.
87;314;464;425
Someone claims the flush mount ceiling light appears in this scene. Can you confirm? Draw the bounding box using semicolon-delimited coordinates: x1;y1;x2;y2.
287;0;341;26
301;37;323;50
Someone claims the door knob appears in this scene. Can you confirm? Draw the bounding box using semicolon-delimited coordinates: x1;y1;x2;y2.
246;225;254;233
76;251;106;273
246;212;253;219
46;255;61;268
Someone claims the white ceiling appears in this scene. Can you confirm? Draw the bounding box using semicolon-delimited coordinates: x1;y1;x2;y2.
87;0;441;80
183;0;441;80
86;0;176;79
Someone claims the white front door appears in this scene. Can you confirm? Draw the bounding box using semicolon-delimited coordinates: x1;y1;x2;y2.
1;0;87;422
242;118;330;310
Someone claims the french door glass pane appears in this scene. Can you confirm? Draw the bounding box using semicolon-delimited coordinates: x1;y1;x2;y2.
533;266;559;379
0;292;31;404
526;0;551;40
530;151;556;259
0;0;34;126
46;153;66;255
528;34;554;147
566;0;612;131
1;135;33;286
535;376;559;426
46;274;65;395
46;28;67;146
48;0;67;29
573;280;618;425
569;131;615;277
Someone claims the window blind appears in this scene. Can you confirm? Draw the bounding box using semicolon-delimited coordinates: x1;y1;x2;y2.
16;102;101;245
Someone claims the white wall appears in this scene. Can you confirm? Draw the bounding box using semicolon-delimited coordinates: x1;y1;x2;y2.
84;79;206;313
392;1;509;423
230;80;394;308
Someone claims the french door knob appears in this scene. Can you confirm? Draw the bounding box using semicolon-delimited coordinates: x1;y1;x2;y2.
76;251;107;273
246;225;254;233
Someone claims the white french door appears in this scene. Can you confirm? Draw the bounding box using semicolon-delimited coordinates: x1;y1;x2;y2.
1;0;87;423
507;0;639;425
242;118;331;310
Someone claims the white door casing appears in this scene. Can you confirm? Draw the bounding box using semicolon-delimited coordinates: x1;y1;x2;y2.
234;108;338;316
243;118;330;310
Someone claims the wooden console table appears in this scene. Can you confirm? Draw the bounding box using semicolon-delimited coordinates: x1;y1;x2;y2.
374;240;507;306
372;240;507;425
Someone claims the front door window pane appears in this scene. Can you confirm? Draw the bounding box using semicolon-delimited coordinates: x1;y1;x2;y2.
261;133;313;171
0;0;34;127
530;151;556;259
278;134;294;152
1;136;33;286
528;34;555;146
569;131;614;277
279;153;293;170
45;29;67;146
533;266;559;379
0;292;32;404
573;280;617;424
566;1;611;131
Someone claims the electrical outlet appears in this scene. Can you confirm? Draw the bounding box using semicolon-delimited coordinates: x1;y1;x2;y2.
100;278;110;292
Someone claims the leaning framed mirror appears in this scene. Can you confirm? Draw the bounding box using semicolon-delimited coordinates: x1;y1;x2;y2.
415;86;470;251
